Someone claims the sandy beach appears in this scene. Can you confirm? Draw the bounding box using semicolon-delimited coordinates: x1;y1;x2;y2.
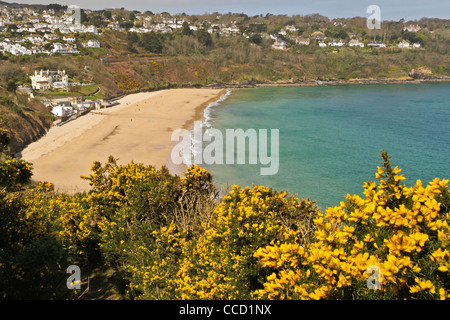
20;88;227;193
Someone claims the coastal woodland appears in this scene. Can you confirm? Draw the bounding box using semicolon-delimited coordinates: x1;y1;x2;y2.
0;6;450;300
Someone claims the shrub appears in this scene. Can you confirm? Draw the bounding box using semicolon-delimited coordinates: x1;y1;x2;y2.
254;151;450;300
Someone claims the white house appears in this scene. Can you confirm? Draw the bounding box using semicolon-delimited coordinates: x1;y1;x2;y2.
412;43;421;49
368;42;386;48
318;41;327;47
272;38;288;50
26;35;44;44
63;36;76;42
85;25;98;34
52;43;79;54
51;101;73;117
44;33;59;41
296;38;310;46
403;24;421;33
30;69;69;90
0;42;32;56
328;40;345;47
398;40;410;49
82;39;100;48
348;39;364;47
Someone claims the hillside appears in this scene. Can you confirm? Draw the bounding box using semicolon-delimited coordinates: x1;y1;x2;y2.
0;86;52;156
0;5;449;154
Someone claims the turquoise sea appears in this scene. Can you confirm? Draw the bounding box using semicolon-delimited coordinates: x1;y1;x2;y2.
200;83;450;209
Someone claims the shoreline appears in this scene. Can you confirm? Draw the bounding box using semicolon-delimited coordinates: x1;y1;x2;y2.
20;88;227;194
202;76;450;89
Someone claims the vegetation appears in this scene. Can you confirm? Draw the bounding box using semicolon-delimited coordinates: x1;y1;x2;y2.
1;129;449;299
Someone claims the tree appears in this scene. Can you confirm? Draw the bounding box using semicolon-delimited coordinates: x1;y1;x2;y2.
196;29;213;47
249;34;262;45
6;79;17;92
139;32;163;53
181;21;193;36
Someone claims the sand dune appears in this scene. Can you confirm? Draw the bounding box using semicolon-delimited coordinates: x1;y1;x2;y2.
20;88;226;193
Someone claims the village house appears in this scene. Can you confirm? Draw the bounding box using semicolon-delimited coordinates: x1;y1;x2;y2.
397;40;410;49
412;42;421;49
63;36;76;42
0;41;32;55
30;69;69;90
52;43;79;54
82;39;101;48
367;42;386;48
26;35;44;44
44;33;59;41
328;40;345;47
296;38;310;46
51;101;74;117
348;39;364;47
272;38;288;50
318;41;327;47
403;24;421;33
311;31;326;40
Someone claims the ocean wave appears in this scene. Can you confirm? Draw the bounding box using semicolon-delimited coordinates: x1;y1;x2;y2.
203;89;232;129
183;89;232;166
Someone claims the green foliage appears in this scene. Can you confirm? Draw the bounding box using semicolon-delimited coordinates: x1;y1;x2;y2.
196;29;213;47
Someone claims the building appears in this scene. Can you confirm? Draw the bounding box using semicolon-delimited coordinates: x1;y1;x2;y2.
328;40;345;47
397;40;410;49
63;36;76;42
403;24;421;33
367;42;386;48
51;101;73;117
272;38;288;50
52;43;79;54
412;43;421;49
311;31;326;40
296;38;310;46
82;39;100;48
348;39;364;47
30;69;69;90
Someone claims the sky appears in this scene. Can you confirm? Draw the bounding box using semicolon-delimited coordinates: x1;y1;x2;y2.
7;0;450;20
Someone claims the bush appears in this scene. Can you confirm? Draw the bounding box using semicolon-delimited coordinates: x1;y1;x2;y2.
254;151;450;299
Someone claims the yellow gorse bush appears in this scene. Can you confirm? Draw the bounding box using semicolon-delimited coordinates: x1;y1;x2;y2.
1;142;449;300
253;152;450;300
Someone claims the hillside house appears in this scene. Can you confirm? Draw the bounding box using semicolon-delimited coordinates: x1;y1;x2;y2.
52;43;79;54
398;40;410;49
403;24;421;33
368;42;386;48
44;33;59;41
30;69;69;90
311;31;326;40
82;39;100;48
348;39;364;47
328;40;345;47
296;38;310;46
51;101;74;117
272;38;288;50
63;36;76;42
